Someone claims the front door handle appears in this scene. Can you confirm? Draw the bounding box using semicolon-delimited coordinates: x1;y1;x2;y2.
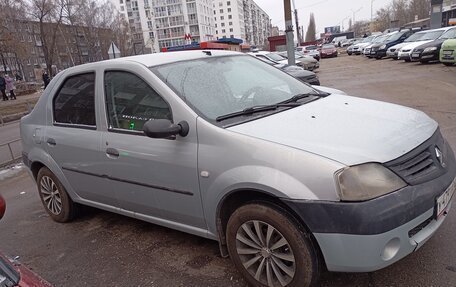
46;138;56;146
106;147;119;158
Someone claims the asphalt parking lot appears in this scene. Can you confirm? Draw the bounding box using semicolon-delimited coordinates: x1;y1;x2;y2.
0;55;456;286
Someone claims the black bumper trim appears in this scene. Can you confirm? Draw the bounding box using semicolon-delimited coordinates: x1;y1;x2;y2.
282;141;456;236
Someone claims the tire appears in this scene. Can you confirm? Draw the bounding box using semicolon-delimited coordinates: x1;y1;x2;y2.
347;52;352;56
443;62;454;66
226;203;320;287
37;167;78;223
420;60;428;64
404;59;411;62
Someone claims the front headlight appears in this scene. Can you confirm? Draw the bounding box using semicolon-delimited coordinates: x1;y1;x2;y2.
336;163;406;201
424;46;438;53
380;45;386;50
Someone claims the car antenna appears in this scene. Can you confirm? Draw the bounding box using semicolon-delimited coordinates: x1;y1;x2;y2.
202;50;212;56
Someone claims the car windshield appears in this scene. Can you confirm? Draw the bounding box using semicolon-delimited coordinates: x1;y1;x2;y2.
323;44;335;49
420;30;445;41
439;28;456;40
151;55;316;122
266;53;286;61
387;32;404;41
362;36;374;43
373;35;388;43
305;45;318;50
404;32;425;42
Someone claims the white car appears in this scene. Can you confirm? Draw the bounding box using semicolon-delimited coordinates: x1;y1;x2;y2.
386;31;428;59
352;35;380;55
398;27;454;61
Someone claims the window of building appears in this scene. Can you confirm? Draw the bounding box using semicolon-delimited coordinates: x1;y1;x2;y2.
119;0;123;3
221;16;224;20
230;28;233;32
228;15;232;19
229;21;232;25
220;9;223;13
222;29;225;33
221;23;225;27
104;71;171;132
53;73;96;127
228;8;231;12
227;1;231;5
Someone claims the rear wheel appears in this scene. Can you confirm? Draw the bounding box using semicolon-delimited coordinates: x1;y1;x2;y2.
226;203;320;287
37;167;78;222
404;59;411;62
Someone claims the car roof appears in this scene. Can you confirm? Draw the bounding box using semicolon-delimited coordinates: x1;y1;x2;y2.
248;51;272;56
60;50;242;73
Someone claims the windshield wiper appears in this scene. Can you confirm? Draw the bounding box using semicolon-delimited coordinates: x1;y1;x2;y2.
216;92;328;122
216;103;299;122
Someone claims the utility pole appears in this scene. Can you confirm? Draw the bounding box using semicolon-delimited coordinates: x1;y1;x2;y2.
351;7;363;37
284;0;296;65
292;0;300;46
294;9;300;46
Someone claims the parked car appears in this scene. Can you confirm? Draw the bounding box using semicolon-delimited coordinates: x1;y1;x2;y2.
277;51;320;71
386;30;429;59
250;51;318;71
296;45;321;61
370;30;415;59
253;56;321;85
21;50;456;287
320;44;338;58
352;35;378;55
0;195;53;287
411;27;456;63
440;38;456;66
398;27;453;62
346;39;363;55
364;33;394;57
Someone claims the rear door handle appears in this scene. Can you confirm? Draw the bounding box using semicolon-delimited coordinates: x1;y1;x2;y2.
46;138;56;146
106;147;119;158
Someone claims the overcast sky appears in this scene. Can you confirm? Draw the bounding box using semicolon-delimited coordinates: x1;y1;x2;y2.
255;0;392;35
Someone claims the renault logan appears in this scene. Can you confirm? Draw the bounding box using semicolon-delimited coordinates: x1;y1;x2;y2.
21;50;456;287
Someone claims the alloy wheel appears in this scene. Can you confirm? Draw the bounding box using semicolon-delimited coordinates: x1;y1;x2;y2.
40;176;63;215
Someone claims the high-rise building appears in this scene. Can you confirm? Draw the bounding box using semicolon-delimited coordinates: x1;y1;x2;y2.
112;0;216;53
213;0;271;48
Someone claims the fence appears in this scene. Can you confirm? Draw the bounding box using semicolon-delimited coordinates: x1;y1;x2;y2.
0;139;22;167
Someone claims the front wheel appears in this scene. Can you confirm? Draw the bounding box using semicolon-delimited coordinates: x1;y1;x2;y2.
226;203;320;287
37;167;78;223
443;62;454;66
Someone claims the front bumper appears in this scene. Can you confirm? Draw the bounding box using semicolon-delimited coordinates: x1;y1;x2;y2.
282;137;456;272
440;49;455;63
398;51;411;60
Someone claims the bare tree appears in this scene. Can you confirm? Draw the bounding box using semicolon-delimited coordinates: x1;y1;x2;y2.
305;13;316;42
27;0;67;76
0;0;28;75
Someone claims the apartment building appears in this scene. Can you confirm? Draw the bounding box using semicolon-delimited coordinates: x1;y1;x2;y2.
213;0;271;47
112;0;216;52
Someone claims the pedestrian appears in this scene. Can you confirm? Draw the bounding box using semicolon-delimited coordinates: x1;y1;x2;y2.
0;74;8;101
4;74;16;100
15;72;22;81
42;71;50;89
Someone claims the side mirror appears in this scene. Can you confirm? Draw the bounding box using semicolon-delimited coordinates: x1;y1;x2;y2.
143;119;189;139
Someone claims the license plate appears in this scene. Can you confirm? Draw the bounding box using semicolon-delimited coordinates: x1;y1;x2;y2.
443;56;454;60
412;53;420;58
444;50;453;55
436;180;455;217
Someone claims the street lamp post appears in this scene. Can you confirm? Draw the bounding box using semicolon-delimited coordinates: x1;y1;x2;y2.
351;7;363;37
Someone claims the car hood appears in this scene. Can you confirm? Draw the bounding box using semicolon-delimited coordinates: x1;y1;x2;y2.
442;39;456;48
389;42;408;50
228;95;437;166
354;42;371;48
401;40;433;50
415;39;446;50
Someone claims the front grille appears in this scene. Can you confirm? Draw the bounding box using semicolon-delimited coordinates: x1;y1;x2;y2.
385;129;447;185
408;216;433;238
390;48;396;52
402;49;411;52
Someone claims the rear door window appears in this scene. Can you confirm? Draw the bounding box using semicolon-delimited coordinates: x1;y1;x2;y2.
53;73;96;128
